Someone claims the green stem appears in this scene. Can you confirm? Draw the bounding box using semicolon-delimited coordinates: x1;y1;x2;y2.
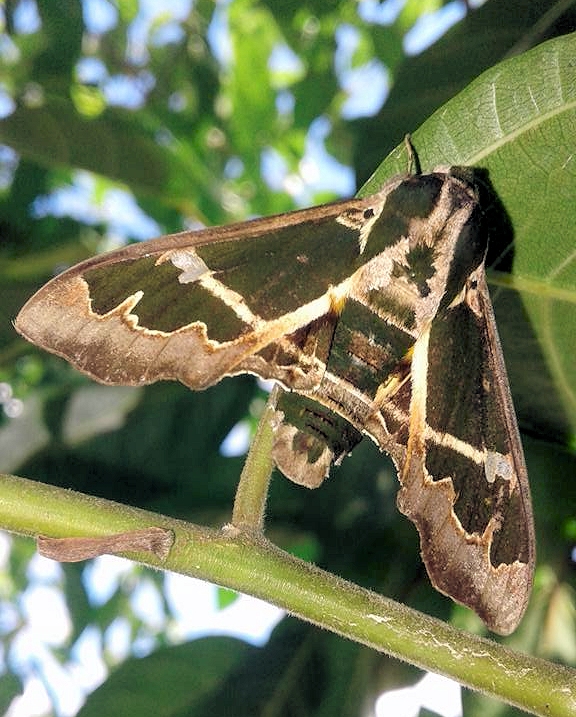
1;472;574;717
231;384;280;531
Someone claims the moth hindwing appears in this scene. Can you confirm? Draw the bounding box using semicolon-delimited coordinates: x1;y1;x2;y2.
16;167;534;635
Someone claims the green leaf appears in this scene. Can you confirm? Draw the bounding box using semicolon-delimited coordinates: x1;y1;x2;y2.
363;33;576;441
216;586;239;609
0;672;23;716
228;1;279;159
76;619;391;717
0;102;208;212
76;637;251;717
354;0;576;181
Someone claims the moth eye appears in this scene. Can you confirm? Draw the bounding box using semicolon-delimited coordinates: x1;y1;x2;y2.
363;208;375;219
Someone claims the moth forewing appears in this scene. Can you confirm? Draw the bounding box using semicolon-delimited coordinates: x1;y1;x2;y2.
15;166;534;633
14;186;400;390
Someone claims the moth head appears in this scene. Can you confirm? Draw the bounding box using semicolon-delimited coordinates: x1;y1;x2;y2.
439;189;487;311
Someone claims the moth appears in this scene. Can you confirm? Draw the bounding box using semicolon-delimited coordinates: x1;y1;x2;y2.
15;163;534;635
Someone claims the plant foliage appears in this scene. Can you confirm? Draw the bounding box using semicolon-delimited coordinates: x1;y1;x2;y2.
1;1;575;715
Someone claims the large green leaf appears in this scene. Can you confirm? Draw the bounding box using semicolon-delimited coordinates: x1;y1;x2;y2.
76;636;251;717
0;102;221;216
76;619;394;717
362;32;576;442
354;0;576;182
